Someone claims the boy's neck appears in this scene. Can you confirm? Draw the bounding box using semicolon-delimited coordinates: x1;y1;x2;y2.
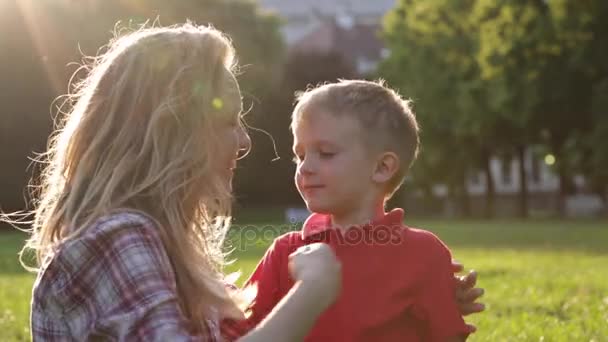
330;201;386;231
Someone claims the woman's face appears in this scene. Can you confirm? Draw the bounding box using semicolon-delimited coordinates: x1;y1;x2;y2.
214;72;251;189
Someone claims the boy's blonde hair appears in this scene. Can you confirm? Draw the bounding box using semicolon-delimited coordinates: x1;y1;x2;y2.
21;23;249;327
292;79;419;198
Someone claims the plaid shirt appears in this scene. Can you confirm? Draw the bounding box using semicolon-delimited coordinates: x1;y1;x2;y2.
31;211;224;341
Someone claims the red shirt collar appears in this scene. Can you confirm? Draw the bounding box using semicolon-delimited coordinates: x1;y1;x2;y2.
301;208;405;239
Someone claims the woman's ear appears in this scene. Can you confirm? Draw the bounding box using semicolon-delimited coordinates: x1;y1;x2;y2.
372;152;400;184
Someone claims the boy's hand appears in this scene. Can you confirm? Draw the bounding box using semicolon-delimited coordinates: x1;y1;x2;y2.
452;260;485;333
289;243;342;308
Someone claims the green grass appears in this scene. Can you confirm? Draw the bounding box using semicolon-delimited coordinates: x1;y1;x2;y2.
2;219;608;341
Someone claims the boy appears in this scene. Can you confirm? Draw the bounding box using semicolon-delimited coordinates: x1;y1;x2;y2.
225;80;479;341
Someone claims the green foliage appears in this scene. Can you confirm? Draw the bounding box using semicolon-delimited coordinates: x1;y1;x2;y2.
380;0;608;214
0;0;286;210
380;0;499;214
46;0;285;97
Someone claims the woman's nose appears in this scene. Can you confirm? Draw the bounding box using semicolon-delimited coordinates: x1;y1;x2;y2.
237;125;251;159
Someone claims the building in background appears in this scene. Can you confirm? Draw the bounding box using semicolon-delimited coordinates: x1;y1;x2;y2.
259;0;394;75
259;0;395;43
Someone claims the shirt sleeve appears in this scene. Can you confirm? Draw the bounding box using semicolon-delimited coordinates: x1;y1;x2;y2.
55;214;217;341
413;237;470;342
221;233;295;341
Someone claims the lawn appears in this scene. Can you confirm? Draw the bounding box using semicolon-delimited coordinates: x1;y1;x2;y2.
1;218;607;341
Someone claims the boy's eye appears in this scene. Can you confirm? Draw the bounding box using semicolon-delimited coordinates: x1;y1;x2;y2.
319;152;335;159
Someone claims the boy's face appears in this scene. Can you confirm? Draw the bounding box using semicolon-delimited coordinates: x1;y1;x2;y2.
292;110;379;216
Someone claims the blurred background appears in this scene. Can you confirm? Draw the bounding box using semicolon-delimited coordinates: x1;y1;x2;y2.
1;0;606;219
0;0;608;218
0;0;607;340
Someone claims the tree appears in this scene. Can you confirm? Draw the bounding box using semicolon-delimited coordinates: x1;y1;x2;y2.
550;0;608;214
381;0;505;217
472;0;554;218
44;0;285;102
476;0;608;216
0;0;286;213
0;0;57;213
583;79;608;211
382;0;608;218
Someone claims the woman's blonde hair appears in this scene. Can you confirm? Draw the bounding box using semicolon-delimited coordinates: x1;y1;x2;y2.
21;22;249;328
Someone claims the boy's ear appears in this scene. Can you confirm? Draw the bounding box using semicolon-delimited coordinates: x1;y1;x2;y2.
372;152;400;184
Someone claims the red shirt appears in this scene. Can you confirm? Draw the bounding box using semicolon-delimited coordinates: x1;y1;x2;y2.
222;209;469;341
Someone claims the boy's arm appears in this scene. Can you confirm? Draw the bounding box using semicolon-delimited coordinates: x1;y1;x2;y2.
415;237;471;342
445;337;466;342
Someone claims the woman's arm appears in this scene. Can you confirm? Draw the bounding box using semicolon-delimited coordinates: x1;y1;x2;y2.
238;243;341;342
238;281;328;341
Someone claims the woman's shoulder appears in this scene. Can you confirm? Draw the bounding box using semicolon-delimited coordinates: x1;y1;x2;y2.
42;209;176;311
32;210;201;340
55;209;169;281
81;209;160;239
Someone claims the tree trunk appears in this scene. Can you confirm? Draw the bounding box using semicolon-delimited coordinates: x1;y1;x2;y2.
445;182;456;218
482;150;495;219
602;188;608;217
516;145;529;218
552;143;570;218
557;171;568;217
460;172;472;218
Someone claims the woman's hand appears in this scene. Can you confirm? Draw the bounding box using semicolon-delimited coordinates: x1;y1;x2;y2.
239;244;341;342
289;243;342;309
452;260;485;333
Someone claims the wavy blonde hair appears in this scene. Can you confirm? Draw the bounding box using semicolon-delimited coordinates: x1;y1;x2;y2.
20;23;250;328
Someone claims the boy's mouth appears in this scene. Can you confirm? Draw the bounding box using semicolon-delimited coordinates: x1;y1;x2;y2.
302;184;326;193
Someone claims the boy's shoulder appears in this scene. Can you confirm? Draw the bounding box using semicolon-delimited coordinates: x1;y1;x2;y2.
404;226;445;244
387;226;455;281
401;225;452;257
374;218;446;248
269;230;307;254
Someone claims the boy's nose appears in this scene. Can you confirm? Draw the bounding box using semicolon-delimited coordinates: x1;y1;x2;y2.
298;156;316;175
